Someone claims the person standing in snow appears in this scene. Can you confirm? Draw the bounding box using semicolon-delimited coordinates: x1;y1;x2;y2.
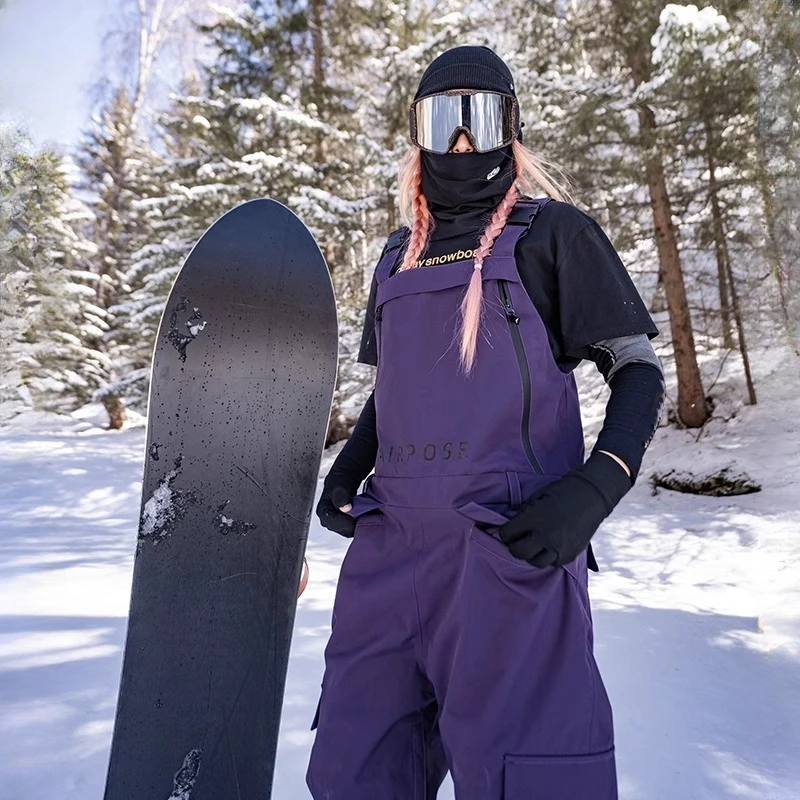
307;45;665;800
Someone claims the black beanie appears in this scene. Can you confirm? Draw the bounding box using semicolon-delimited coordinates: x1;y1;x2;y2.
413;45;523;143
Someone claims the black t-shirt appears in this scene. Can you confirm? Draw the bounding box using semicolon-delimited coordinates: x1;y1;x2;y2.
357;198;659;373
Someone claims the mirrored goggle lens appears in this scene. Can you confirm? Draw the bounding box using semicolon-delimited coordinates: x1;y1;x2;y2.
412;92;516;152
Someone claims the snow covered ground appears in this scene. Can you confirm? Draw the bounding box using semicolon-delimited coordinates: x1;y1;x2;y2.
1;344;799;799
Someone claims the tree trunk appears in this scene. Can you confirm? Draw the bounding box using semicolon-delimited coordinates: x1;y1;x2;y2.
102;394;127;430
704;120;735;349
309;0;327;167
723;243;757;405
628;44;709;427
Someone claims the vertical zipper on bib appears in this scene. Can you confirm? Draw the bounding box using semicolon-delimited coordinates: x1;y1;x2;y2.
498;279;544;475
375;304;383;365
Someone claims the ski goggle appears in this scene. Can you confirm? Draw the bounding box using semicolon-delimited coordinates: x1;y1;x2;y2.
409;90;519;154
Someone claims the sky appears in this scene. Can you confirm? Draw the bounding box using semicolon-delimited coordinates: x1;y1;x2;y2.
0;0;109;149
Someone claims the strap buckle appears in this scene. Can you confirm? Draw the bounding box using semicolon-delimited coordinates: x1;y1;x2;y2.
507;197;550;229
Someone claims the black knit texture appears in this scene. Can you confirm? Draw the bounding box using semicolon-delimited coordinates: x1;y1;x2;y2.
413;45;517;100
591;361;666;485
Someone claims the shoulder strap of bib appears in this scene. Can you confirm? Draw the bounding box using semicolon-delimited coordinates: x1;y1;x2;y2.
375;226;411;282
506;196;552;232
385;226;411;253
489;196;553;258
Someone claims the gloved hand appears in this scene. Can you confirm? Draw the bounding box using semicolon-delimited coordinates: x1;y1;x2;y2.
317;480;360;537
496;451;632;568
316;392;378;538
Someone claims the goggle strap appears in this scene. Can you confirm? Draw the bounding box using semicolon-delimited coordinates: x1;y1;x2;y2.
461;94;471;129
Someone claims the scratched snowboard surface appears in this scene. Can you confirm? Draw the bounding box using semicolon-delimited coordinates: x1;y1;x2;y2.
104;199;337;799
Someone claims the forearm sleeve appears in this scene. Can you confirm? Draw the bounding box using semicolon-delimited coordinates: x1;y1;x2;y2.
590;361;666;485
325;390;379;491
582;334;665;485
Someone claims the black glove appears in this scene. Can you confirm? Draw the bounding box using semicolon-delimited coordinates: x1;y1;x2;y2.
316;391;378;538
317;483;360;537
496;451;632;568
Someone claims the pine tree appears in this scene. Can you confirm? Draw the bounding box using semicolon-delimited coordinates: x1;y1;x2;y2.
72;0;218;425
74;87;164;425
0;125;108;418
0;124;33;418
114;0;374;438
518;0;710;426
649;4;762;402
756;0;800;354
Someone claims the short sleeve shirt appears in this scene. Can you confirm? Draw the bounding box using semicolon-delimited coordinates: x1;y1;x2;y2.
357;199;659;372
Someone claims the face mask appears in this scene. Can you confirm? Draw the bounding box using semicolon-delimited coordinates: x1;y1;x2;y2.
420;144;516;221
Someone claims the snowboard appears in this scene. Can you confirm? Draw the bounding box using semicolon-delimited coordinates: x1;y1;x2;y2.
104;198;338;799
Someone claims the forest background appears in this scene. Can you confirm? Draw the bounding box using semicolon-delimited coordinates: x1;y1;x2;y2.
1;0;798;441
2;2;800;796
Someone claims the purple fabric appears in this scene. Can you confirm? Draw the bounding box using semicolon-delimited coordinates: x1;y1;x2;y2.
307;200;617;799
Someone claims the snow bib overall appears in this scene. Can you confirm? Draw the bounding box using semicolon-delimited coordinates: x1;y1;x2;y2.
306;199;617;799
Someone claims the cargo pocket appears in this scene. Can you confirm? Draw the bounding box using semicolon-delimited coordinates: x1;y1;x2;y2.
504;747;616;799
456;501;593;586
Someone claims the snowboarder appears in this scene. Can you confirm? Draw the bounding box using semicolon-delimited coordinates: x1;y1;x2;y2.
308;45;665;799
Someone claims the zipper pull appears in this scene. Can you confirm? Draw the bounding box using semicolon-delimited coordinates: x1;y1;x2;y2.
502;296;520;324
499;279;520;324
376;304;383;322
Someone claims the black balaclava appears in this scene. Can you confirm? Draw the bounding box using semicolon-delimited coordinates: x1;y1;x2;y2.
413;45;523;235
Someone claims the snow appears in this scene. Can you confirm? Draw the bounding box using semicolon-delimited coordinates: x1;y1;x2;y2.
139;464;181;540
650;3;754;73
1;346;799;799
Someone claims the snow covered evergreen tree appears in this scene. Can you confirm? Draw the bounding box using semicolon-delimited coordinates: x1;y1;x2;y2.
112;0;456;438
514;0;710;426
0;124;32;419
73;87;164;425
756;0;800;354
649;4;762;401
107;2;351;417
0;124;108;418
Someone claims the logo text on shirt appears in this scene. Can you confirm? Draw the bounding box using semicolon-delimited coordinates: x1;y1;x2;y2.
413;245;494;269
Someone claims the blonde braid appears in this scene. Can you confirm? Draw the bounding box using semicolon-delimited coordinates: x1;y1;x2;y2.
396;148;435;272
456;183;522;375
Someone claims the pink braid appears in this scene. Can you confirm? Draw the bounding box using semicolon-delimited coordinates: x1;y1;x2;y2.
397;149;435;272
456;183;522;375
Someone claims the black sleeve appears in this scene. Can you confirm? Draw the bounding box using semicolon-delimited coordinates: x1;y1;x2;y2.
557;220;659;358
590;361;666;485
356;268;379;366
324;390;378;492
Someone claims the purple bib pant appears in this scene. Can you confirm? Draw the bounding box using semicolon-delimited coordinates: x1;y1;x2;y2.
306;199;617;799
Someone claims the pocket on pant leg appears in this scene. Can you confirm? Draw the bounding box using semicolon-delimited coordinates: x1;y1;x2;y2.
503;747;617;799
